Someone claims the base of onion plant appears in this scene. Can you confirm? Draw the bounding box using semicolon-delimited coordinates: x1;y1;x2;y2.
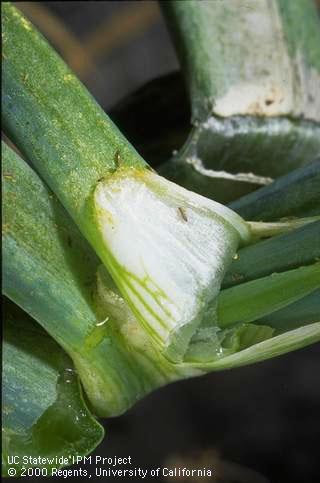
3;0;320;407
4;2;318;366
2;2;320;476
3;141;320;413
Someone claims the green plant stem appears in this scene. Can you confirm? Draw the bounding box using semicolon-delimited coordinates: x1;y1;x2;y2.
2;142;164;417
160;0;320;188
2;299;104;476
247;216;320;240
110;71;320;204
218;263;320;329
230;159;320;221
2;4;251;362
4;142;319;397
162;0;320;123
3;5;320;412
223;221;320;288
198;323;320;371
2;2;146;226
256;289;320;333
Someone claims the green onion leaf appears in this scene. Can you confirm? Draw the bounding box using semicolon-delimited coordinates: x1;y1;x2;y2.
2;299;104;477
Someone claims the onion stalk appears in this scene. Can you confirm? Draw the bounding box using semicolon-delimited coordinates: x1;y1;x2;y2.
2;299;104;476
2;2;320;474
3;141;320;411
2;3;318;364
159;0;320;201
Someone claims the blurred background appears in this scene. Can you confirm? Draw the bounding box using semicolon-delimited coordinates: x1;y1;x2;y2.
9;2;320;483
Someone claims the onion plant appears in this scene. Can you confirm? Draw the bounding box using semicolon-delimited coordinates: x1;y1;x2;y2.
2;1;320;476
161;0;320;202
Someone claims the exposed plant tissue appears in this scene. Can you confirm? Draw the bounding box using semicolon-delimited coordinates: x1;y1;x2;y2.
2;0;320;478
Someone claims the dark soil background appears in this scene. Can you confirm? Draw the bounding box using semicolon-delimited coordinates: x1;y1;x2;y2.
7;2;320;483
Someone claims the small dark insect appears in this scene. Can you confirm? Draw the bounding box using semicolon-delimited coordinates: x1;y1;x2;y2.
265;98;274;106
178;207;188;222
114;151;121;168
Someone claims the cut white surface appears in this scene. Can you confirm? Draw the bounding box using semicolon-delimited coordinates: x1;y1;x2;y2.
202;0;320;120
94;169;249;360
